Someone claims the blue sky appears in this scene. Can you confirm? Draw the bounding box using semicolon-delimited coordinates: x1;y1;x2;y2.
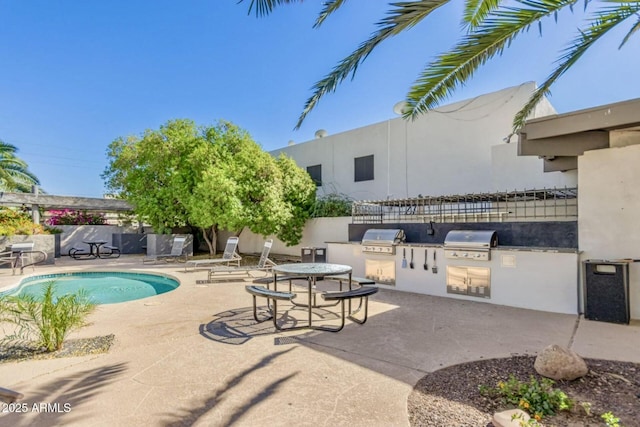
2;1;638;197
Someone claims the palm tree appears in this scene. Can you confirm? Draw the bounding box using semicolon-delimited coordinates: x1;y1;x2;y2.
243;0;640;131
0;139;40;192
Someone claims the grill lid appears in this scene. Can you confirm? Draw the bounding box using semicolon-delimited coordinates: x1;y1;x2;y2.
362;229;405;246
444;230;498;249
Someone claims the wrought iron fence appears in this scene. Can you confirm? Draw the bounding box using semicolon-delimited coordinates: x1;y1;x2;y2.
352;187;578;224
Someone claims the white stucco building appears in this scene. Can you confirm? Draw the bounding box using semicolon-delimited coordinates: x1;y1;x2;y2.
256;83;640;322
271;82;577;200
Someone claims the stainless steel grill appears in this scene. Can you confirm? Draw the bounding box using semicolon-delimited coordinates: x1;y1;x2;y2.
443;230;497;261
361;229;405;255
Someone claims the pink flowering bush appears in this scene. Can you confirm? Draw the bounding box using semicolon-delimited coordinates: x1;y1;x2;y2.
46;209;107;226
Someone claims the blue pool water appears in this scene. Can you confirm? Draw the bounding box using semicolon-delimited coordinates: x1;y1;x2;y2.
3;272;180;305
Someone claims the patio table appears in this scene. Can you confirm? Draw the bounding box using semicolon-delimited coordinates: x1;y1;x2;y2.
271;263;352;331
70;240;108;260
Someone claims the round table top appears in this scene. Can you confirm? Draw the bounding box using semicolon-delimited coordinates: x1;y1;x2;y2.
273;263;352;276
83;240;108;244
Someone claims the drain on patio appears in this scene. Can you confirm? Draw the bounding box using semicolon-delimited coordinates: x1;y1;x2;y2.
274;336;301;346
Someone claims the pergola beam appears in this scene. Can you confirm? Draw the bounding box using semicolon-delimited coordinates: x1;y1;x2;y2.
0;192;132;212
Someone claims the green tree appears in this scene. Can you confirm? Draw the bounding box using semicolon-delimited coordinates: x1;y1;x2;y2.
103;119;316;254
243;0;640;131
0;139;40;192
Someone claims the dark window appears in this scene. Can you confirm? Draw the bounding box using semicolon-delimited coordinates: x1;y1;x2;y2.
306;164;322;186
354;155;374;182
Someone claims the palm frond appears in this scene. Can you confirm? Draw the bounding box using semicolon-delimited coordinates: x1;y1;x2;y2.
618;13;640;48
405;0;575;119
314;0;349;28
513;2;640;129
243;0;303;17
463;0;502;29
0;140;39;191
295;0;451;129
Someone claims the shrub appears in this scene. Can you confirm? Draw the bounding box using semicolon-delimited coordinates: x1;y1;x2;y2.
481;375;573;421
46;209;107;225
1;281;96;352
311;193;353;218
0;207;48;235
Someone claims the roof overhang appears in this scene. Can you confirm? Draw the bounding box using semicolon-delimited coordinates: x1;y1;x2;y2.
518;97;640;171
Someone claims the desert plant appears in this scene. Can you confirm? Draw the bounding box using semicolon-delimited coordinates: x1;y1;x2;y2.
601;411;623;427
0;207;48;235
1;281;96;352
481;375;573;421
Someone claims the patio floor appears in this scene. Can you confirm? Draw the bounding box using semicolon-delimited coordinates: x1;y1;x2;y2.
1;256;639;426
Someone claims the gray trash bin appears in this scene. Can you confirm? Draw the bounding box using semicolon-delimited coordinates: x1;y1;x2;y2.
301;247;326;263
583;260;630;324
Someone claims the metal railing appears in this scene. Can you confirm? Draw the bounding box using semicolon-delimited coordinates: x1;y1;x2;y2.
352;187;578;224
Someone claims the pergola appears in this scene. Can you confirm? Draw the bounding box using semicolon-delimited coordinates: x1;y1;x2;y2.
0;190;132;223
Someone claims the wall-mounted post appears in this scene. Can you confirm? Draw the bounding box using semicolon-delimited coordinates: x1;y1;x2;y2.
31;185;40;224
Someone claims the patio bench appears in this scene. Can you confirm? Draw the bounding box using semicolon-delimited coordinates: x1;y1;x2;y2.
99;245;121;258
245;285;297;327
321;286;378;328
323;275;376;290
69;247;90;259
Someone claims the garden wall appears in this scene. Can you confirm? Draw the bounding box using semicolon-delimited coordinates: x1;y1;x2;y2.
57;225;138;256
0;235;57;266
221;217;351;257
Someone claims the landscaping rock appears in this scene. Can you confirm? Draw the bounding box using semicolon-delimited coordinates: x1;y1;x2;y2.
492;409;530;427
534;344;588;381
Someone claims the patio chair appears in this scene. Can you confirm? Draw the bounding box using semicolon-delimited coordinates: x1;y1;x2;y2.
198;239;276;283
184;236;241;271
0;242;46;275
0;249;17;275
143;235;188;264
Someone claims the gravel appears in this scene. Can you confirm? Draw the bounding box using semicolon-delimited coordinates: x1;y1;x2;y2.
0;334;115;364
408;355;640;427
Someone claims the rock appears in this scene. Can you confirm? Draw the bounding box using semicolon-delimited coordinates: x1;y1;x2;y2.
534;344;588;381
492;409;530;427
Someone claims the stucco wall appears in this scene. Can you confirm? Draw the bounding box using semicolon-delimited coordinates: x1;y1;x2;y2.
220;217;352;257
272;82;575;200
58;225;137;255
578;144;640;319
491;142;577;190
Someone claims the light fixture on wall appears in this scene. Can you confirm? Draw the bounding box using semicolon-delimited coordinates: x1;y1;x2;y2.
314;129;328;138
393;101;408;115
503;133;515;143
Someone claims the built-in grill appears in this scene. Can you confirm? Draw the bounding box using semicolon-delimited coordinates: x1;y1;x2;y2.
361;228;405;255
444;230;498;261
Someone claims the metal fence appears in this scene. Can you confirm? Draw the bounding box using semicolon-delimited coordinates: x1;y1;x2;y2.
352;187;578;224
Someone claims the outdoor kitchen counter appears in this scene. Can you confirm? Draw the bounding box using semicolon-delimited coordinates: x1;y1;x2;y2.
325;241;578;252
326;241;580;315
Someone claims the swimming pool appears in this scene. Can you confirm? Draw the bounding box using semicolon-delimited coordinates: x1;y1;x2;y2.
3;271;180;305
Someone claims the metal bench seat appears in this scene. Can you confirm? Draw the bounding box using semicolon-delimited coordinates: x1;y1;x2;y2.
245;285;297;329
323;275;376;290
99;245;121;258
320;286;378;330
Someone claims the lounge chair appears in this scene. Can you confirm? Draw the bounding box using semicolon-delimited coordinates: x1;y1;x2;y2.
198;239;276;283
0;242;46;275
0;250;17;275
143;235;188;263
184;236;241;271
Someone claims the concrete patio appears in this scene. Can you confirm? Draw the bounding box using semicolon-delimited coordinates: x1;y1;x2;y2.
1;256;639;426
